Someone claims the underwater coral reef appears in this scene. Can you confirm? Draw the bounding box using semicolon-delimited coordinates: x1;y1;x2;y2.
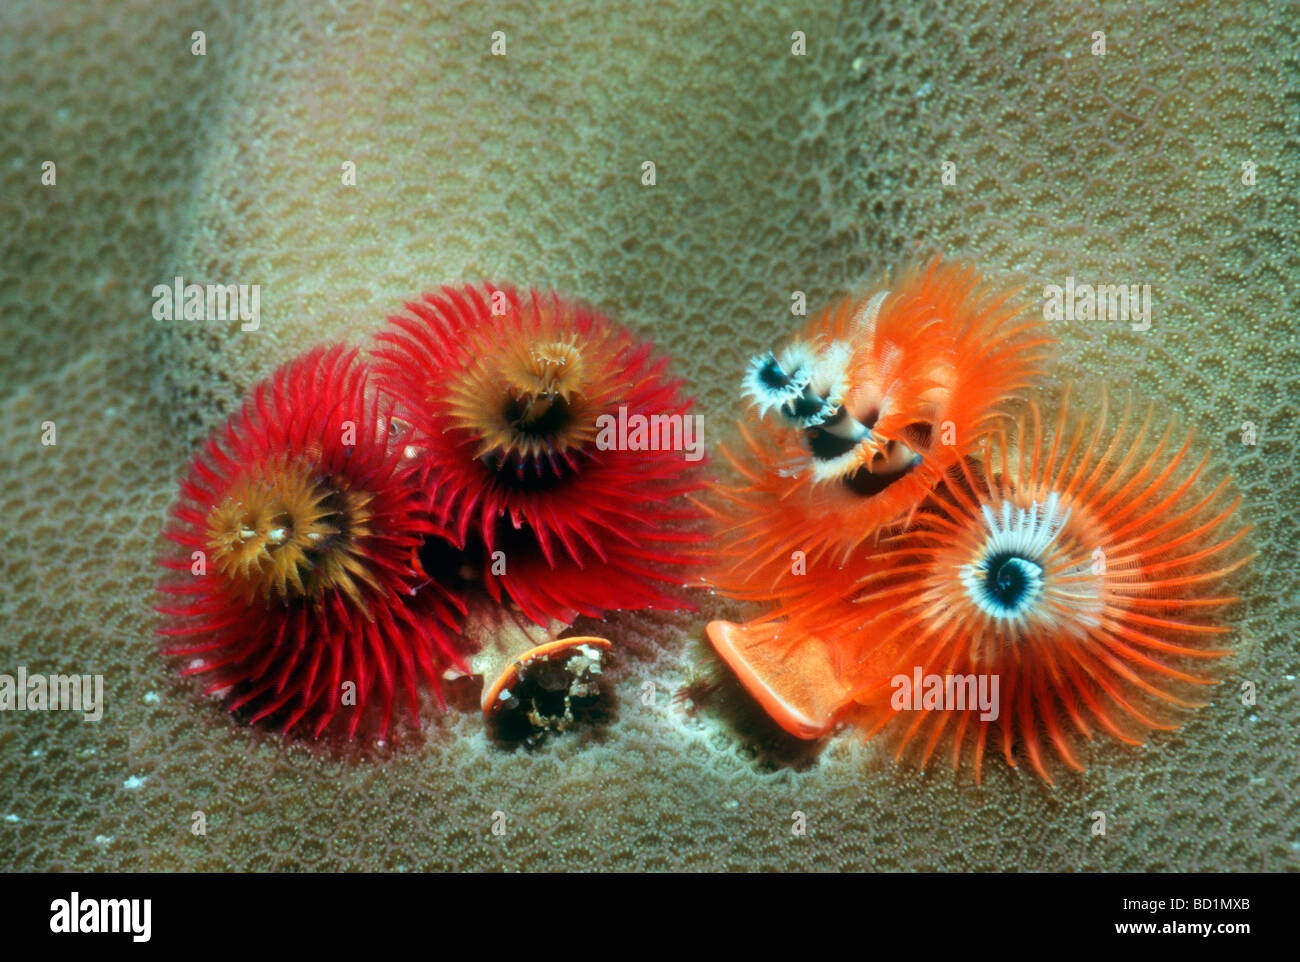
0;0;1295;885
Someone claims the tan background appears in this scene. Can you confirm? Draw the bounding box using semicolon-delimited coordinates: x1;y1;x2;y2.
0;0;1295;870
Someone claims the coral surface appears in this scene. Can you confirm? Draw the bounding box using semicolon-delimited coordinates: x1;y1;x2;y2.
0;0;1296;871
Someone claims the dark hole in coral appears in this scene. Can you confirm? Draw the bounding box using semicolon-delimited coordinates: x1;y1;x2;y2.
531;660;571;693
416;531;480;592
418;512;600;594
486;649;613;747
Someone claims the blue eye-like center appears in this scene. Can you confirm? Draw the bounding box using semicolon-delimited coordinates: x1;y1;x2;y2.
980;551;1042;614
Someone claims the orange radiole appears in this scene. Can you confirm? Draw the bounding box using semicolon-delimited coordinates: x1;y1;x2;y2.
703;258;1250;783
704;258;1052;740
843;395;1251;783
711;259;1051;601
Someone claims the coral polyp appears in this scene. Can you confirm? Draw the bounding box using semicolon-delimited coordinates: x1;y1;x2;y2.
156;345;468;739
844;393;1252;784
372;284;706;626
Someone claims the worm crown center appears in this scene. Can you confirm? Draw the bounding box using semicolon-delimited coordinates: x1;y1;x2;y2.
206;462;376;606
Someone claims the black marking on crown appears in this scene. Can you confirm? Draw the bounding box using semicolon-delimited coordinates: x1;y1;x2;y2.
756;354;795;392
505;395;570;438
841;450;918;496
782;391;829;423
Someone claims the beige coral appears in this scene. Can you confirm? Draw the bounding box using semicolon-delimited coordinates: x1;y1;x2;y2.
0;0;1295;870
